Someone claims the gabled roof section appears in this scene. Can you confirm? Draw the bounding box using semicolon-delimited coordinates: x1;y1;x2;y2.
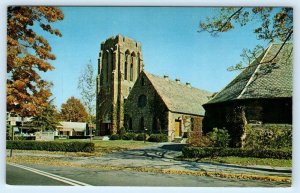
143;72;212;116
205;42;293;105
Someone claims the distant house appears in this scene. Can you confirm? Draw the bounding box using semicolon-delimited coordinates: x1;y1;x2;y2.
124;71;212;141
57;122;88;136
202;43;293;147
6;113;37;138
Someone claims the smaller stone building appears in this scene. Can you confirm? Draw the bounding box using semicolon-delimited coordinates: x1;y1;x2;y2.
202;43;293;147
124;71;212;141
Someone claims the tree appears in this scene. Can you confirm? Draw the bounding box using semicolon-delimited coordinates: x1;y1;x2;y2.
30;99;60;131
7;6;64;116
77;60;96;123
199;7;293;70
60;97;89;122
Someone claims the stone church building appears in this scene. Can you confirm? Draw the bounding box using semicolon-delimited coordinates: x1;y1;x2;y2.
96;35;144;136
124;71;212;141
96;35;211;139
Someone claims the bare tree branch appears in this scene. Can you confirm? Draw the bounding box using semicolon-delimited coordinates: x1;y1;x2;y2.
199;7;244;34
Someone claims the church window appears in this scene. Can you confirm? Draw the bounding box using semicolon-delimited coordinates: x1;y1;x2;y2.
130;63;133;81
138;95;147;108
141;77;145;86
140;117;144;130
124;62;128;80
137;53;141;75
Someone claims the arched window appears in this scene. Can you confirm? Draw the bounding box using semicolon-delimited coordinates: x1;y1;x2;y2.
141;77;145;86
105;52;109;83
138;95;147;108
125;51;130;80
152;116;159;133
130;63;133;81
140;117;144;131
111;51;115;70
129;117;133;131
124;61;128;80
137;53;141;76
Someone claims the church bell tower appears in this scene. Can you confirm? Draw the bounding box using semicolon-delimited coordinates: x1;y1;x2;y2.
96;35;144;135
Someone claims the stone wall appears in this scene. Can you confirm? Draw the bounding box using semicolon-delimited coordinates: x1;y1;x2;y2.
202;98;292;147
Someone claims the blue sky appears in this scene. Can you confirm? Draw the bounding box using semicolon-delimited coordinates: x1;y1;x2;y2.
40;7;269;109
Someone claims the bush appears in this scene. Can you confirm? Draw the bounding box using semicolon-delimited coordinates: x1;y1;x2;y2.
117;127;127;139
244;124;292;149
121;133;136;140
182;146;292;160
6;140;94;152
187;131;212;147
134;133;149;141
109;134;120;140
208;128;231;147
148;134;168;142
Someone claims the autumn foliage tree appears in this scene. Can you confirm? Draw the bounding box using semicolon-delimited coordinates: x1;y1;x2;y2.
199;7;293;70
7;6;64;116
60;97;89;122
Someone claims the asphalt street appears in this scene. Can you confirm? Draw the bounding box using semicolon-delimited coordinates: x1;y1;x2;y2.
6;163;290;187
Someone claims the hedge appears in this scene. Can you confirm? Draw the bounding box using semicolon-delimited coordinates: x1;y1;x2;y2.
6;140;94;152
148;134;168;142
68;136;91;139
134;133;149;141
121;133;136;140
109;134;120;140
182;146;292;160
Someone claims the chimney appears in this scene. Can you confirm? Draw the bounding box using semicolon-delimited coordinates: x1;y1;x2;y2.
186;82;191;88
163;75;169;80
175;78;180;84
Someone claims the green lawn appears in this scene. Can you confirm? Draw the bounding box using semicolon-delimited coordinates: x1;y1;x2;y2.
92;140;155;154
178;156;292;168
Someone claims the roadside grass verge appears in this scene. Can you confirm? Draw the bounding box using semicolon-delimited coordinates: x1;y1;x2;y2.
176;156;292;168
6;156;291;183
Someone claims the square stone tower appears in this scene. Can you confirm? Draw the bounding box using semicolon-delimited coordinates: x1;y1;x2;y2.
96;35;144;136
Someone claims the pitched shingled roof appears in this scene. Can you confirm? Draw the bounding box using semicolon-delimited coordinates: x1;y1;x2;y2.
144;72;212;116
205;42;293;105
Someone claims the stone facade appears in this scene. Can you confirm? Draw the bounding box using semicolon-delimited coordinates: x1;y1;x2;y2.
96;35;144;136
124;72;209;141
203;98;292;147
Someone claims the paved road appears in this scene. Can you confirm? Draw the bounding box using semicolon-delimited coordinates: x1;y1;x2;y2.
6;163;289;187
7;164;68;186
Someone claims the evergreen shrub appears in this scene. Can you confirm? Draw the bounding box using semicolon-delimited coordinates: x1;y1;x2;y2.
148;134;168;142
109;134;120;140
